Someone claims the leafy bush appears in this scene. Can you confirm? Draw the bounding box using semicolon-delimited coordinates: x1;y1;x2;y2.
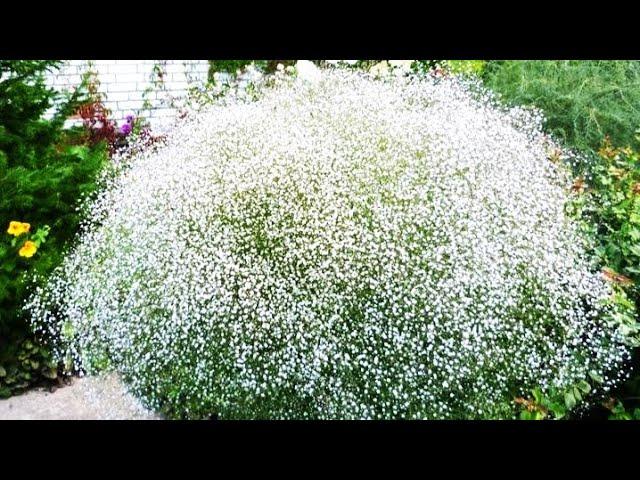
208;61;313;83
0;60;107;397
413;60;486;77
583;139;640;291
28;69;631;419
446;60;486;76
482;61;640;157
474;60;640;419
208;60;272;82
565;137;640;417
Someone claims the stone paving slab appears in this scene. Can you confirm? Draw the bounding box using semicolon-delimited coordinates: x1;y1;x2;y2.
0;373;161;420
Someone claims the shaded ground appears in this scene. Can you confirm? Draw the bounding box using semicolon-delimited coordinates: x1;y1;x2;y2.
0;373;161;420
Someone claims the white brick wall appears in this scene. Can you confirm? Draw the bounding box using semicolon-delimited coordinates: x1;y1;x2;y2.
45;60;210;131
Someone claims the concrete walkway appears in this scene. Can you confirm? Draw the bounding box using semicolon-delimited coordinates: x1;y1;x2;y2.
0;373;161;420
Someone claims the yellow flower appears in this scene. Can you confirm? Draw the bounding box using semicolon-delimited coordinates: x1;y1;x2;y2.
18;240;37;258
7;221;30;236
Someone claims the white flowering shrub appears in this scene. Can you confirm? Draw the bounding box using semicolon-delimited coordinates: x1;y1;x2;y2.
27;69;631;419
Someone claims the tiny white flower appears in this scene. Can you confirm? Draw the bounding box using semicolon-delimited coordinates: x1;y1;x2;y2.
295;60;321;84
26;67;630;420
389;59;414;72
369;61;390;77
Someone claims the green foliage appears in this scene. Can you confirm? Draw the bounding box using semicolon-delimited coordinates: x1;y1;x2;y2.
572;140;640;347
413;60;486;77
482;61;640;156
516;381;640;420
208;60;301;83
208;60;270;81
568;138;640;342
590;141;640;288
0;338;58;398
575;139;640;417
480;61;640;419
0;60;108;396
516;379;596;420
446;60;486;76
608;399;640;420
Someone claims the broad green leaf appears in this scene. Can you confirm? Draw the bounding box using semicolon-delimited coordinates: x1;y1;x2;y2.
564;391;576;410
588;371;604;384
549;403;566;419
611;401;626;415
532;388;543;403
519;410;533;420
573;387;582;401
577;380;591;394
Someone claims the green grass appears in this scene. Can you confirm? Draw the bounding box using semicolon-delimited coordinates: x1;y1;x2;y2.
483;61;640;155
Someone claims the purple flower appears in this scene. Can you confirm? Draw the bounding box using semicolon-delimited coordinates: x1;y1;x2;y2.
126;115;135;124
120;123;132;136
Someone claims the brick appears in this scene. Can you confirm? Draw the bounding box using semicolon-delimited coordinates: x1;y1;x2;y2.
67;60;88;69
108;91;130;102
97;73;117;84
45;61;212;127
114;73;146;84
139;87;159;101
128;91;144;101
118;100;145;111
108;64;141;75
106;81;137;92
167;81;189;90
150;108;176;118
137;109;152;119
165;63;186;74
103;100;119;110
63;74;82;85
113;60;140;68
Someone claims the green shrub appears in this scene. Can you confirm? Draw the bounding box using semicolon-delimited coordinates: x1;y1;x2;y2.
29;70;630;419
479;60;640;419
585;140;640;288
413;60;486;77
0;60;108;397
482;61;640;156
567;138;640;417
446;60;486;76
208;60;271;81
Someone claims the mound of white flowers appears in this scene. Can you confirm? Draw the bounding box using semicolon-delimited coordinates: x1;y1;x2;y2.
27;69;630;419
